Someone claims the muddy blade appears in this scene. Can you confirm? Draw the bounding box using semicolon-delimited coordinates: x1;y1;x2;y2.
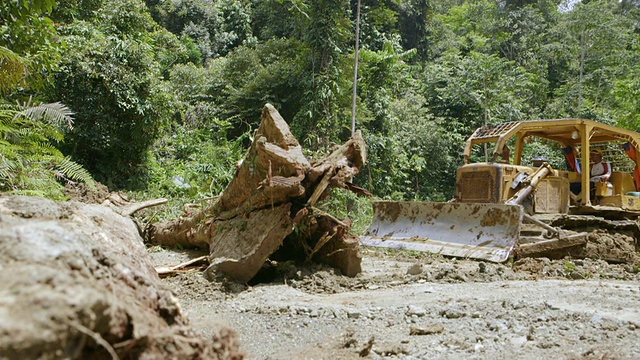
360;201;523;263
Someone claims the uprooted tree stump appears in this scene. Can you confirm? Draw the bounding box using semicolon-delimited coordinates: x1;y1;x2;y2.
0;194;242;359
148;104;368;283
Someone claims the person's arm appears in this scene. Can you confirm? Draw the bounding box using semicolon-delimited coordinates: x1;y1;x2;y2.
603;162;612;180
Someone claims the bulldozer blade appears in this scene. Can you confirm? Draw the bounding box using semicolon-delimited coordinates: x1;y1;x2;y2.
360;201;523;263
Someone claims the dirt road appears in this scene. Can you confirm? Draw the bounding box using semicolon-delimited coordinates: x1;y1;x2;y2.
150;248;640;360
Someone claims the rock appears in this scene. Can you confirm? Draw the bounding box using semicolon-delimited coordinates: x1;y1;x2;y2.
488;320;509;332
347;309;361;319
409;323;444;335
442;309;465;319
410;323;445;335
568;271;585;280
589;315;603;324
509;336;528;347
297;306;310;314
406;305;427;317
407;264;423;275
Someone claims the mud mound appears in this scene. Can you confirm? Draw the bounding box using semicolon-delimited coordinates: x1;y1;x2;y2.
63;181;110;204
161;272;247;302
513;256;640;280
583;230;640;263
0;195;242;359
546;215;640;263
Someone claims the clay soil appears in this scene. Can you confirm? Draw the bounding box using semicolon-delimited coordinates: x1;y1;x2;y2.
149;246;640;360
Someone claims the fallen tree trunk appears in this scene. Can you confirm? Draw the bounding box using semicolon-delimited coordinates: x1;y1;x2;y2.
148;104;367;283
0;194;241;359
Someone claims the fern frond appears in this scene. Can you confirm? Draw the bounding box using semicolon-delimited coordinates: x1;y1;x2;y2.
49;156;96;190
12;127;45;143
38;126;65;142
0;147;16;160
13;127;38;137
9;164;66;200
10;189;49;198
0;122;18;134
16;102;74;129
0;167;9;183
11;142;62;160
0;105;19;134
0;158;27;191
0;156;17;188
0;106;16;120
0;100;93;199
8;129;48;153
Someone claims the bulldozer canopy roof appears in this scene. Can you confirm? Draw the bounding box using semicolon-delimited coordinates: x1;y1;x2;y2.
464;119;640;161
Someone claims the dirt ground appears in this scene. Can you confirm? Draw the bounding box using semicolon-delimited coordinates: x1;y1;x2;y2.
149;246;640;360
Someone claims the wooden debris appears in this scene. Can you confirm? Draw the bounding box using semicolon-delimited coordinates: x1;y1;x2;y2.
102;192;168;216
155;255;210;278
148;104;367;282
516;231;588;258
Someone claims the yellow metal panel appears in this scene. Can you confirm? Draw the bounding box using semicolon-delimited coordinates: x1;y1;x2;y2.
534;177;570;214
609;172;636;195
597;195;640;210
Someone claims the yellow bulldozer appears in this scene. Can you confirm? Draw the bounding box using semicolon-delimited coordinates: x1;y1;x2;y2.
361;119;640;262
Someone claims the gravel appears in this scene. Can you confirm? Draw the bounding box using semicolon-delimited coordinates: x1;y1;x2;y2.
149;247;640;359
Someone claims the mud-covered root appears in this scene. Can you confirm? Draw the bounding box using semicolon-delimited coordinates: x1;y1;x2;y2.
149;103;367;283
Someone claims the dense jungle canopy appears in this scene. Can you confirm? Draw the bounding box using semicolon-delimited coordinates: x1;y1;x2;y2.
2;0;640;214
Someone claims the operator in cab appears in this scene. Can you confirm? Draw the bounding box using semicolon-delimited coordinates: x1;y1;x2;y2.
569;148;613;199
590;148;612;182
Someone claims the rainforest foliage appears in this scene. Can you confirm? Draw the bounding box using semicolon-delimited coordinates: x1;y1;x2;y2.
3;0;640;206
